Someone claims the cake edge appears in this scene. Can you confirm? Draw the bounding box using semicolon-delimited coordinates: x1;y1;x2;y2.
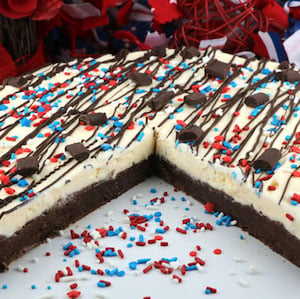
0;156;155;272
0;155;299;272
156;157;300;268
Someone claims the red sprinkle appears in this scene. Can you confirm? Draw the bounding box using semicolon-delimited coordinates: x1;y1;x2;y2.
176;227;187;234
67;290;81;298
286;213;294;221
213;249;222;255
143;265;153;274
189;251;197;257
70;283;78;290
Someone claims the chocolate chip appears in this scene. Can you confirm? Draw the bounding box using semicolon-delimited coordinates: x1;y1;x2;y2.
2;76;27;88
245;93;269;108
278;61;289;70
205;59;230;79
275;70;300;83
286;70;300;83
115;49;129;60
16;156;39;177
65;142;89;162
128;72;152;86
181;47;200;59
79;112;107;126
253;148;281;171
184;93;206;106
147;90;174;111
178;125;204;144
150;46;167;58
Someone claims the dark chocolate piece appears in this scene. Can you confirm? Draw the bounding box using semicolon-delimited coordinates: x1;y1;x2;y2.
65;143;89;162
79;113;107;126
16;156;39;177
286;70;300;83
184;93;206;106
150;46;167;58
147;91;174;111
181;46;200;59
278;61;289;70
128;72;152;86
178;125;204;143
244;93;269;108
253;148;281;171
205;59;230;79
275;70;300;83
2;76;27;88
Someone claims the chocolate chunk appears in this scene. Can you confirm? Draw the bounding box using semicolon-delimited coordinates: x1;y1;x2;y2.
2;76;27;88
275;70;300;83
245;93;269;108
278;61;290;70
16;156;39;177
253;148;282;171
79;112;107;126
181;46;200;59
150;46;167;58
178;125;204;144
128;72;152;86
115;49;129;60
147;91;174;111
184;93;206;106
65;143;89;162
286;70;300;83
205;59;230;79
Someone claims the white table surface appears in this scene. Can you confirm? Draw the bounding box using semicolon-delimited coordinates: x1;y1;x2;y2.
0;177;299;299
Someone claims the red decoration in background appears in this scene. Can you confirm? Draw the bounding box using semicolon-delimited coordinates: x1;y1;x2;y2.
149;0;182;24
173;0;269;53
0;0;63;20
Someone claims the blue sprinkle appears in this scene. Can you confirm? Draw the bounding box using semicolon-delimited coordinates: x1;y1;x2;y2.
17;179;28;187
129;261;137;270
117;270;125;277
137;258;151;264
231;172;237;180
91;269;97;275
101;143;113;151
136;89;146;94
114;121;123;128
291;200;298;206
127;243;133;248
154;211;161;217
175;124;183;131
150;188;157;193
97;282;107;288
255;181;261;188
205;289;211;294
139;234;144;242
19;117;31;127
176;107;184;113
2;285;7;289
129;236;135;241
155;228;165;234
137;131;144;142
31;285;37;290
185;265;197;271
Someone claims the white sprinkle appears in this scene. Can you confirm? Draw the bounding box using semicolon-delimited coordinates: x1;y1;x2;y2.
39;295;54;299
46;238;52;244
59;230;65;236
217;212;224;219
248;265;259;275
15;265;24;272
31;257;39;263
95;292;108;298
230;220;237;226
234;256;245;263
237;278;249;287
106;210;114;217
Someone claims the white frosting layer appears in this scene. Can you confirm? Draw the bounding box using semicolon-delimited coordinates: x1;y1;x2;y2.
0;48;299;241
